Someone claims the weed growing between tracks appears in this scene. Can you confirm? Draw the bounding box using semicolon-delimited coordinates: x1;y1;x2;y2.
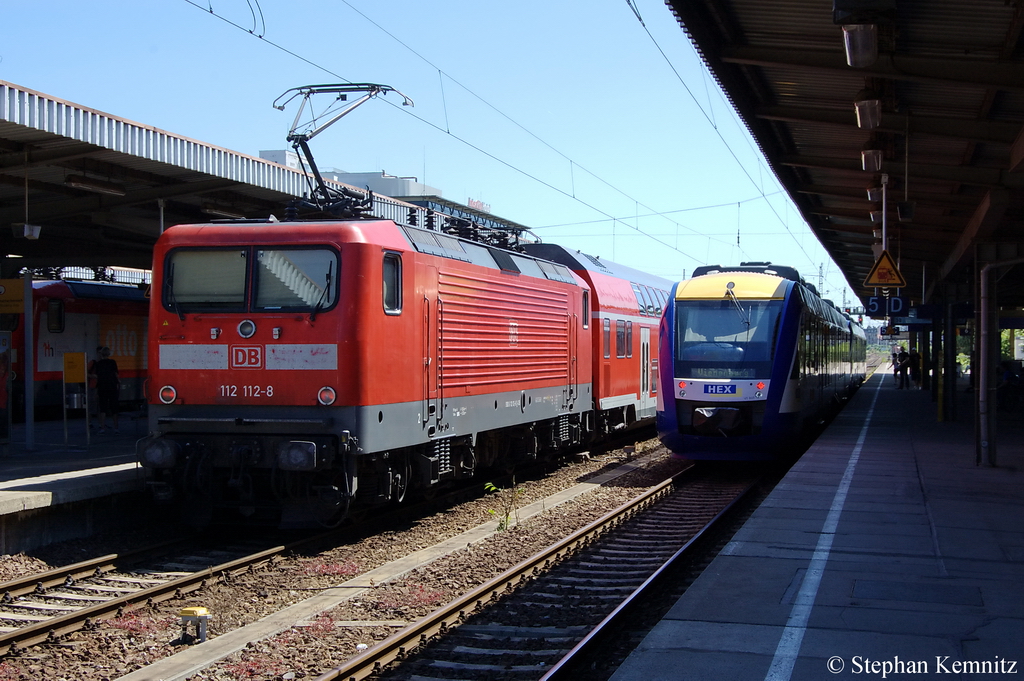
485;479;524;530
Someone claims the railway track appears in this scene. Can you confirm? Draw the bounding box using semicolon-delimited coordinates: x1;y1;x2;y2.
0;538;287;656
314;466;765;681
0;445;656;667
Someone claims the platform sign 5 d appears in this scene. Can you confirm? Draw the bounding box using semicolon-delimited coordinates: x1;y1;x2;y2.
867;296;908;316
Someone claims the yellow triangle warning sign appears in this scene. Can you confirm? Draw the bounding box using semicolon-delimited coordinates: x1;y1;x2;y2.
863;250;907;288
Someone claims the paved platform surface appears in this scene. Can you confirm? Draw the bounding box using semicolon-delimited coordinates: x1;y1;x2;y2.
0;416;143;526
612;372;1024;681
0;415;141;483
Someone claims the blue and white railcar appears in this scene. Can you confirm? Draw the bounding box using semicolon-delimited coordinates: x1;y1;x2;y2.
656;263;865;460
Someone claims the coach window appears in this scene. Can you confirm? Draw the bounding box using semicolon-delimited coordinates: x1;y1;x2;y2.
616;320;627;358
383;252;402;314
627;321;633;358
582;291;589;329
46;299;64;333
638;285;656;316
631;283;647;316
603;318;611;359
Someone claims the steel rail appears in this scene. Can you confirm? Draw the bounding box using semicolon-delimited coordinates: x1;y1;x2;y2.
0;540;187;602
0;543;288;656
539;478;760;680
313;471;684;681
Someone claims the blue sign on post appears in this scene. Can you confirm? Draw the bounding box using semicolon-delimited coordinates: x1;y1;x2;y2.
868;296;908;316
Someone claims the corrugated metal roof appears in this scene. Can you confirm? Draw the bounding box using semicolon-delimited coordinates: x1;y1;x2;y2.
0;80;441;270
665;0;1024;305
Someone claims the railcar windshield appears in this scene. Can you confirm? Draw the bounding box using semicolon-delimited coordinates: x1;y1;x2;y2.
673;299;783;379
164;247;338;313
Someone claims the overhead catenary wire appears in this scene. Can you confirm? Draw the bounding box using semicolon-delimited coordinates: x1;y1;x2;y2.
623;0;852;295
182;0;848;293
182;0;715;265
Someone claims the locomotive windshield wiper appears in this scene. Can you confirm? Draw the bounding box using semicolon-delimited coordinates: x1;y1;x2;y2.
310;261;333;322
166;263;184;321
725;282;750;328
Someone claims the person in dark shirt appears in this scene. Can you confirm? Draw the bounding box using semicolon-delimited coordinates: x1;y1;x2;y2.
94;346;120;433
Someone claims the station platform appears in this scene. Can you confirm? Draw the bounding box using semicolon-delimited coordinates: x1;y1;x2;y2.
0;416;145;554
0;415;141;482
612;371;1024;681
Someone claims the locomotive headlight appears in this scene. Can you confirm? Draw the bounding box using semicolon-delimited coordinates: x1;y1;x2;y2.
755;391;763;398
159;385;177;404
317;386;336;405
237;319;256;338
277;441;318;471
140;438;180;468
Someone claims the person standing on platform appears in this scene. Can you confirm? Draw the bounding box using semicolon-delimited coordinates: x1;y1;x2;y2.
896;346;910;389
94;346;120;434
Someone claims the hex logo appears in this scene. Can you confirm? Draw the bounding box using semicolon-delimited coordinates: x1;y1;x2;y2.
231;345;263;369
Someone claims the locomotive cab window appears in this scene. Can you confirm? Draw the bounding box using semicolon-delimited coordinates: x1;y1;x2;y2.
165;246;339;314
383;252;402;314
255;248;338;312
582;291;589;329
673;299;783;379
164;248;248;312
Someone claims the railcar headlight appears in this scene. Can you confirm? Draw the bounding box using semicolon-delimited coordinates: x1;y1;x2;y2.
277;441;319;471
317;386;336;405
140;438;180;468
159;385;177;404
237;319;256;338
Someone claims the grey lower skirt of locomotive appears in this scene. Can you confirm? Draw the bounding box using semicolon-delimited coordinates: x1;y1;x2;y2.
138;407;586;528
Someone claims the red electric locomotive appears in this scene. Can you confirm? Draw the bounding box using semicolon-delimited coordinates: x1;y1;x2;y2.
139;215;597;525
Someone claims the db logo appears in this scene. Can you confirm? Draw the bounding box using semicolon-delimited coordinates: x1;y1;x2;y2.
231;345;263;369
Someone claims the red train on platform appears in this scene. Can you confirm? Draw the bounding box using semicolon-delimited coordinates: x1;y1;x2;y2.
0;275;148;418
137;212;672;526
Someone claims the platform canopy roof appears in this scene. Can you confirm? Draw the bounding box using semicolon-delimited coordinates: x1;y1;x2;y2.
0;80;421;274
666;0;1024;307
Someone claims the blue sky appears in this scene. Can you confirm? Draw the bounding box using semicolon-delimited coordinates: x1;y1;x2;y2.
0;0;859;307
